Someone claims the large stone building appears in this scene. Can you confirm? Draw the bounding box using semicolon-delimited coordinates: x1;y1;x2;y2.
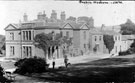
5;10;97;60
6;10;126;60
121;35;135;52
102;30;122;56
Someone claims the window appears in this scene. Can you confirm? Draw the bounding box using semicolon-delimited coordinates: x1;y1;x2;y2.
119;36;120;41
10;32;14;40
84;31;86;40
26;31;28;40
120;46;121;52
115;36;117;41
115;46;117;53
10;46;15;56
23;31;32;40
23;31;25;40
99;36;102;41
95;36;97;41
29;31;31;40
66;31;69;38
23;46;32;57
60;31;63;37
84;44;86;48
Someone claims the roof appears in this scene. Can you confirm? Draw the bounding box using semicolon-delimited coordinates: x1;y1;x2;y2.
20;21;65;29
12;24;20;29
122;35;135;41
64;22;89;30
101;30;121;35
69;22;83;29
5;23;20;30
89;28;103;35
45;22;65;28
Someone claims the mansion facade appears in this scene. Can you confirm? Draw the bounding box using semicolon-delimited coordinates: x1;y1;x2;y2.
5;22;94;59
5;10;132;60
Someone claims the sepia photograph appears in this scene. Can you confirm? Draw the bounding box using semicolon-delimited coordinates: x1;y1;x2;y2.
0;0;135;82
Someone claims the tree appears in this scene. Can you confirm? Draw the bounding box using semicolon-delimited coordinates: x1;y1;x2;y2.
34;33;52;59
129;39;135;53
1;43;5;50
34;32;73;59
67;16;76;21
120;19;135;35
103;35;115;53
14;57;48;75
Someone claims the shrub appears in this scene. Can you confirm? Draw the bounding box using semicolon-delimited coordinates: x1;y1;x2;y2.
0;65;3;76
119;51;128;56
14;57;49;75
119;50;132;56
0;65;10;82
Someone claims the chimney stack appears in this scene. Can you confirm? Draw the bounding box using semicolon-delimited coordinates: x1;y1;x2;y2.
37;12;42;20
88;17;94;27
101;24;105;30
42;10;46;20
23;13;28;22
51;10;57;20
60;11;66;21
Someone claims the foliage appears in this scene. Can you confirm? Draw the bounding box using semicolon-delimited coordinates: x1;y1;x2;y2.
0;65;10;82
0;37;5;54
67;16;76;21
119;39;135;56
0;65;3;76
34;32;73;58
1;43;5;50
103;35;115;53
34;33;52;58
119;50;132;56
129;39;135;53
93;46;97;52
120;19;135;35
14;57;49;75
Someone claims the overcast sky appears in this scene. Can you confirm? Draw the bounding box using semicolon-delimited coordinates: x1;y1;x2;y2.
0;1;135;35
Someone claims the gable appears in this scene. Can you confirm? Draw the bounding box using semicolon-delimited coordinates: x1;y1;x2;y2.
80;24;89;30
62;23;73;29
5;24;17;30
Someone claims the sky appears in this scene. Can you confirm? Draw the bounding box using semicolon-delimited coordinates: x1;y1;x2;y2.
0;1;135;35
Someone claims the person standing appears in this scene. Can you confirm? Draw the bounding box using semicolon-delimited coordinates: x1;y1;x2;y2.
64;56;68;68
52;57;55;69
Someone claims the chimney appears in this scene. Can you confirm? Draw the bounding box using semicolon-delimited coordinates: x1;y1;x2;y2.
37;12;42;20
112;26;115;31
101;24;105;30
42;10;46;20
19;20;22;27
51;10;57;20
23;13;28;22
60;11;66;21
88;17;94;27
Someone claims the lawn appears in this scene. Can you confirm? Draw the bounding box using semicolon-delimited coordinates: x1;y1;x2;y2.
27;57;135;82
1;56;135;82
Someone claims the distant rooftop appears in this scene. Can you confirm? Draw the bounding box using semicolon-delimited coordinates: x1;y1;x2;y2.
89;28;103;35
101;30;121;35
122;35;135;41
